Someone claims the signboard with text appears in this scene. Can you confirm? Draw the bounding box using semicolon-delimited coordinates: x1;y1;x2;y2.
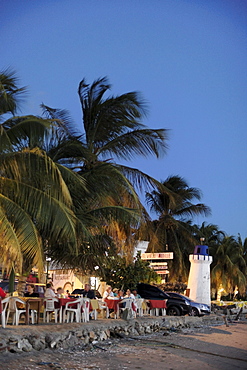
141;252;173;260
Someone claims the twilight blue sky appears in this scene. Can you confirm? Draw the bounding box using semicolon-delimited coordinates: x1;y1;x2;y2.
1;0;247;239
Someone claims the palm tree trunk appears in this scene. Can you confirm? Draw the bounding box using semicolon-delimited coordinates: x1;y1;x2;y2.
9;268;15;294
17;275;27;296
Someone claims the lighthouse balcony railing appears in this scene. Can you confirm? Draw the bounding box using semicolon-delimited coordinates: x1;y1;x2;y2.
190;254;213;261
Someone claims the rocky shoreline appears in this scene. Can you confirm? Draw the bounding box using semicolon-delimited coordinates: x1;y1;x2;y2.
0;314;228;354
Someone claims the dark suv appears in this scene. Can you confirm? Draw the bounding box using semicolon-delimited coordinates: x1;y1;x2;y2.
137;283;192;316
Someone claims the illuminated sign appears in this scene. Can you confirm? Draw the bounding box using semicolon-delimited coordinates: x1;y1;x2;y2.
141;252;173;260
156;270;169;275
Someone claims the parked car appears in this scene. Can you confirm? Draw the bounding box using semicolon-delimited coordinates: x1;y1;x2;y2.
137;283;192;316
166;292;211;316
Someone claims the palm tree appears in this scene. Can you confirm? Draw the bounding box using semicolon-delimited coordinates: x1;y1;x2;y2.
0;70;85;282
193;222;225;254
0;72;149;281
41;77;169;258
145;175;211;281
211;235;246;298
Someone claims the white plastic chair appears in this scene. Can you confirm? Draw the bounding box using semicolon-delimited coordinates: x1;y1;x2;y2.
81;298;90;322
63;298;84;323
6;297;27;325
135;298;144;317
43;298;59;323
1;297;10;328
98;300;109;319
118;298;136;319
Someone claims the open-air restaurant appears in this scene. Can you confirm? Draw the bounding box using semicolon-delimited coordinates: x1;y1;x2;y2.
0;283;167;328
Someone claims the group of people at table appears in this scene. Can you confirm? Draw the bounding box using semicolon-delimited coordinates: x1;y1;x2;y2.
0;283;166;325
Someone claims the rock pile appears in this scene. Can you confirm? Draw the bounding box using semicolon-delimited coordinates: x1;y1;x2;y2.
0;315;225;354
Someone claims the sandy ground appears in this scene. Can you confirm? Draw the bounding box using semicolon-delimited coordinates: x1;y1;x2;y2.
1;321;247;370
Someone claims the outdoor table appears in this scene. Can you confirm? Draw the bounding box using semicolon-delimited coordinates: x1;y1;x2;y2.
89;299;100;320
105;297;120;312
149;300;167;309
142;299;148;312
21;297;44;324
148;299;167;316
90;299;99;311
105;298;120;316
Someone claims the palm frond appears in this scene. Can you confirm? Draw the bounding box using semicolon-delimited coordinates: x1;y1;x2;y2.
99;128;168;160
0;68;27;116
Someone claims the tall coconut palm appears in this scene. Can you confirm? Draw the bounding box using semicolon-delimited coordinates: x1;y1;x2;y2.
0;72;146;279
145;175;211;281
41;77;169;257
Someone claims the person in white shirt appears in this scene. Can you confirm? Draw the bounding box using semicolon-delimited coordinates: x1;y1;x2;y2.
123;288;137;311
44;283;56;298
124;289;135;299
102;286;114;301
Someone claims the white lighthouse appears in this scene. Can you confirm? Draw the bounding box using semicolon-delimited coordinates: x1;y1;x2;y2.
187;244;212;306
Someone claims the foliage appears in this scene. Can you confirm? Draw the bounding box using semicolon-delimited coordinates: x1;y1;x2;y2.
193;224;247;297
155;282;187;293
99;252;160;291
41;77;169;259
0;71;169;277
0;68;26;117
210;235;247;296
0;71;83;276
145;175;211;281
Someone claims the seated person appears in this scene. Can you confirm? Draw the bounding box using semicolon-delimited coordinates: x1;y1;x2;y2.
117;289;124;299
124;289;135;299
82;284;95;299
56;287;65;298
44;283;56;298
113;288;119;297
123;289;137;311
132;289;141;298
102;286;114;301
24;284;39;297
